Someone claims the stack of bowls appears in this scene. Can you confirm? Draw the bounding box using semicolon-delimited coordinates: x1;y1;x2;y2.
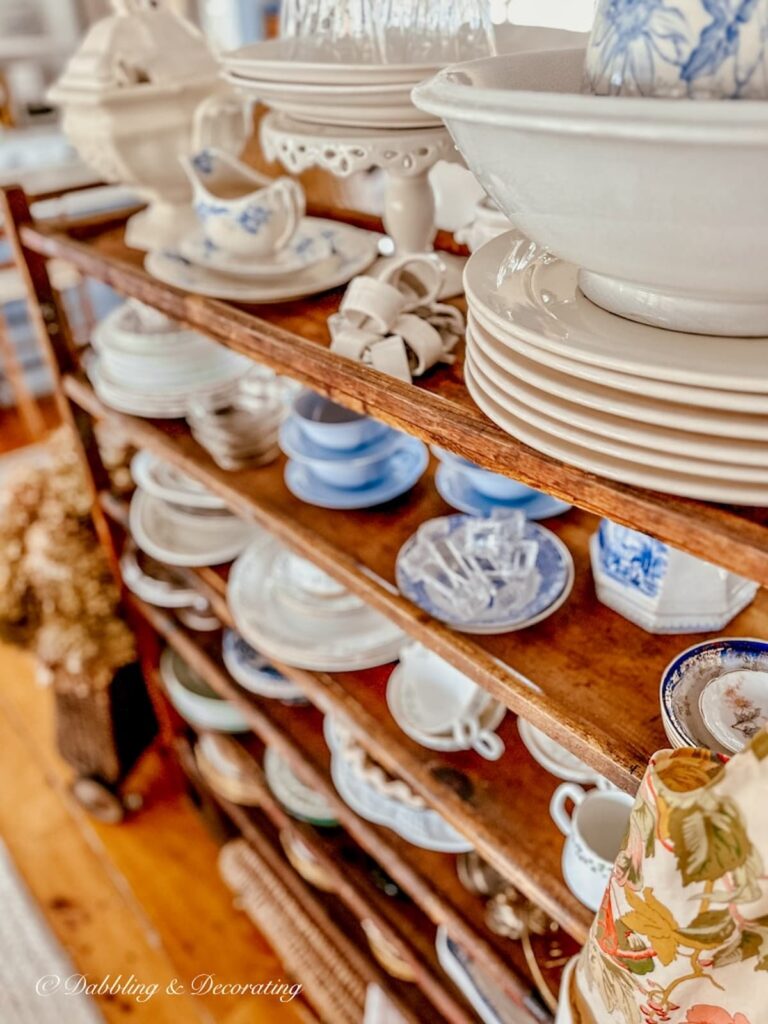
412;40;768;505
660;638;768;754
431;445;570;520
279;389;428;510
90;299;251;418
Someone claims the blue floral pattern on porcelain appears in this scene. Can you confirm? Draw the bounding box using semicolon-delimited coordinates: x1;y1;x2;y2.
597;519;668;598
586;0;768;98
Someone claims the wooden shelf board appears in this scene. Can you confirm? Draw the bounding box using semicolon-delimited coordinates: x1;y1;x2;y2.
22;216;768;587
80;377;766;799
129;594;559;1013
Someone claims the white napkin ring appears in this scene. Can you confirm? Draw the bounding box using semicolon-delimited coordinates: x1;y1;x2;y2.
392;313;445;376
339;276;406;333
379;253;443;310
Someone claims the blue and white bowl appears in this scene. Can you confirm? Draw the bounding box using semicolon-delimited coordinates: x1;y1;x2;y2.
591;520;758;634
280;414;401;489
222;629;305;703
292;389;388;451
660;637;768;752
586;0;768;100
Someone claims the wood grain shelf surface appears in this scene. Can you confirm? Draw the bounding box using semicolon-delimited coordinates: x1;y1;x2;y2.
21;216;768;588
78;376;767;800
128;593;568;1018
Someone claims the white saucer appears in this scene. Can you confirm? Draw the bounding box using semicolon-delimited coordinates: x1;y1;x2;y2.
517;718;602;785
263;746;338;826
464;355;768;506
435;463;571;521
227;537;404;672
160;648;248;733
146;220;378;302
129;488;258;568
464;233;768;393
130;451;228;510
178;218;336;279
699;669;768;753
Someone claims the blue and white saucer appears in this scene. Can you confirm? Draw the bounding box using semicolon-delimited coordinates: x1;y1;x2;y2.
395;514;574;634
279;414;400;464
285;437;428;510
435;463;571;521
222;629;306;702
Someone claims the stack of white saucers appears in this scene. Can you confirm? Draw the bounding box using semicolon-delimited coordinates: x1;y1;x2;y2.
89;299;251;417
280;389;428;510
220;37;440;130
129;452;259;567
387;643;506;760
228;538;404;672
460;234;768;505
120;540;220;631
146;217;379;303
324;716;471;853
431;445;570;521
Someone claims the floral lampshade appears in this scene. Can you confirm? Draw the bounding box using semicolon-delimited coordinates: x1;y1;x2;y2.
565;733;768;1023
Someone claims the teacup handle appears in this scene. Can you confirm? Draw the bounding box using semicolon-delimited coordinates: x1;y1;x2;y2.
193;90;250;157
550;783;587;837
452;718;505;761
270;179;306;251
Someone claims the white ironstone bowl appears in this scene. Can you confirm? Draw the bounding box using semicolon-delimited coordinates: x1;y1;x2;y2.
413;47;768;336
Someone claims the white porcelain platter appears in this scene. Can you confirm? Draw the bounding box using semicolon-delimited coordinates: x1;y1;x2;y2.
130;450;228;510
146;222;378;302
223;71;438;128
227;538;404;672
324;718;471;853
129;488;258;567
222;38;439;85
464;233;768;393
464;352;768;506
468;322;768;473
468;310;768;439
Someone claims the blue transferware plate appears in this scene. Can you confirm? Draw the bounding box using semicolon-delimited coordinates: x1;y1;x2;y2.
435;463;571;521
284;437;428;510
395;513;574;634
279;414;399;464
222;629;305;702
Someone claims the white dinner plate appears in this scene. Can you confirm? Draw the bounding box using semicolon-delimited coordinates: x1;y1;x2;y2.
464;354;768;505
146;221;378;302
468;324;768;472
467;309;768;439
464;232;768;393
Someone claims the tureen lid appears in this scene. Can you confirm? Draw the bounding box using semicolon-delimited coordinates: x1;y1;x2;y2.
49;0;218;97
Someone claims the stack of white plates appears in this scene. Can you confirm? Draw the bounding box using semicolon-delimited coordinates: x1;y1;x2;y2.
324;717;471;853
221;38;440;129
463;233;768;505
228;538;404;672
89;299;251;418
130;488;257;568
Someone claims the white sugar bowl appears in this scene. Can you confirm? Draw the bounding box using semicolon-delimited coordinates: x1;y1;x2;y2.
591;519;758;634
47;0;248;252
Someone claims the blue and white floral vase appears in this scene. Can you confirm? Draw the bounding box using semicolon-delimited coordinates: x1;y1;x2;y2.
590;519;758;633
585;0;768;99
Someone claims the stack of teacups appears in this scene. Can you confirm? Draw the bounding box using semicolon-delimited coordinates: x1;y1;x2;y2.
279;389;428;510
387;643;505;760
90;299;251;418
431;445;571;520
187;368;290;470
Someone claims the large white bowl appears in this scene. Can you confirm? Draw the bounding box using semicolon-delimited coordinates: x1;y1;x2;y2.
413;47;768;336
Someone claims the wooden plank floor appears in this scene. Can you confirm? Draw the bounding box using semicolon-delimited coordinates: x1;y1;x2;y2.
0;640;306;1024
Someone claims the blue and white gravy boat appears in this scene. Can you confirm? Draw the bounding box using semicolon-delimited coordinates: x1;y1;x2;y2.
182;147;304;259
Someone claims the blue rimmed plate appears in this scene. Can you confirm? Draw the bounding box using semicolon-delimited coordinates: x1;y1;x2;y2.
435;462;571;521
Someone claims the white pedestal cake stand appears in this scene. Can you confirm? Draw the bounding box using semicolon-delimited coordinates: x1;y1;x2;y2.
260;111;466;298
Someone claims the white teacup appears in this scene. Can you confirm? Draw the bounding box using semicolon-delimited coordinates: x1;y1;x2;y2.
550;782;633;912
586;0;768;99
182;148;305;259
